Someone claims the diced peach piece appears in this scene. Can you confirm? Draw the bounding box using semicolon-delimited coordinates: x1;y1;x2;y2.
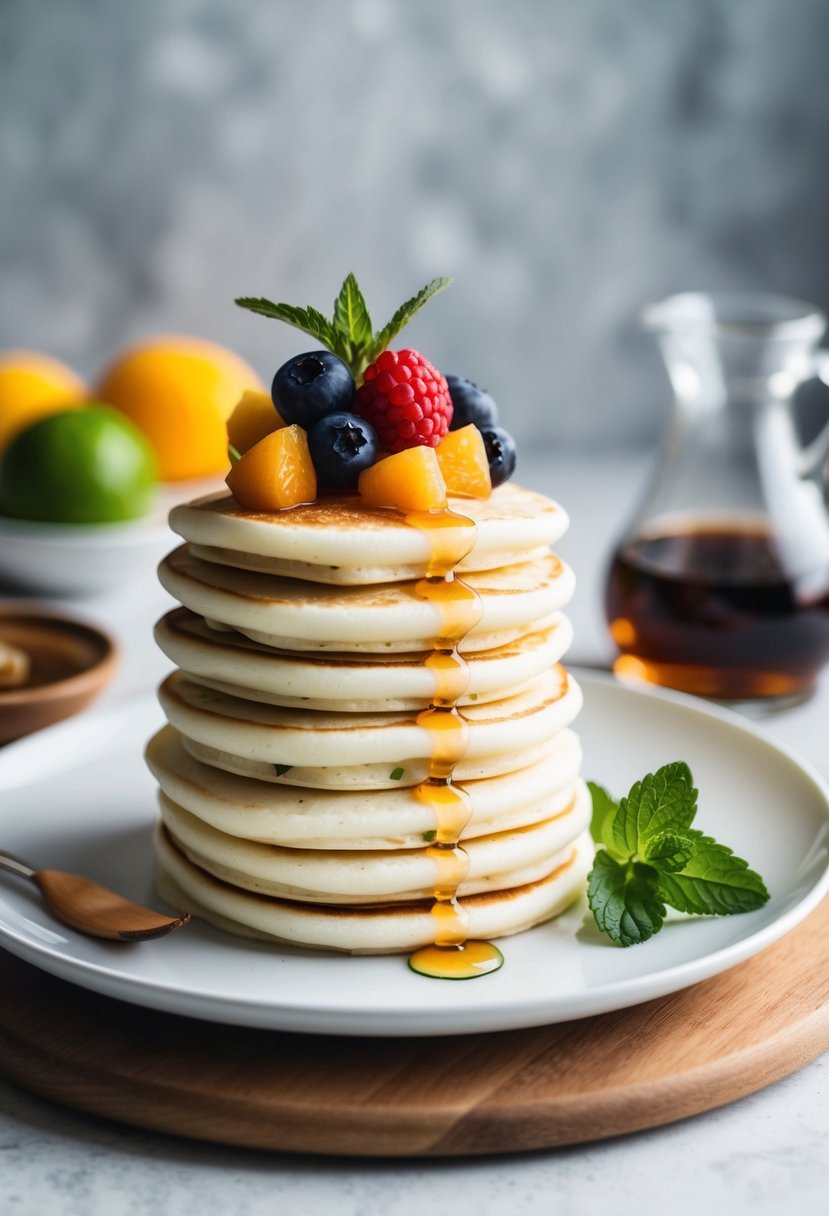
358;446;448;512
226;424;316;511
436;424;492;498
227;390;285;455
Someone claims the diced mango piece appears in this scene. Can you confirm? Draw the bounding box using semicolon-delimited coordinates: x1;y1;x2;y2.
226;424;316;511
435;424;492;498
227;390;285;455
358;446;447;512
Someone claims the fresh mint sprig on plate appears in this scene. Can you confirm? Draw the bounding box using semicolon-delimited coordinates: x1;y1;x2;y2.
587;761;770;946
235;273;452;381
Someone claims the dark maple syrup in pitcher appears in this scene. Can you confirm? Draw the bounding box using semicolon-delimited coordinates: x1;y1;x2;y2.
606;521;829;701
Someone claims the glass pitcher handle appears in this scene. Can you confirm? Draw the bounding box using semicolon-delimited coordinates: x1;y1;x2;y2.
798;350;829;477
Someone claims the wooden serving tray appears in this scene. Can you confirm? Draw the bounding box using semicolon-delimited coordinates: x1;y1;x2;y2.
1;898;828;1157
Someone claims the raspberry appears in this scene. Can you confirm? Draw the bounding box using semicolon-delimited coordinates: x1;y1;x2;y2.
354;349;453;453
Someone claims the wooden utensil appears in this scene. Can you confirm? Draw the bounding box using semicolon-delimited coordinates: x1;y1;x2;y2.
0;850;190;941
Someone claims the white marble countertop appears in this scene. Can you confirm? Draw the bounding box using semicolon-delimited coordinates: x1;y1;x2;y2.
2;451;828;1215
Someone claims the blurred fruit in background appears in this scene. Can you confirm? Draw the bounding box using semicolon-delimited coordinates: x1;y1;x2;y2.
95;336;265;480
0;406;158;524
0;351;87;452
226;389;285;455
0;336;263;594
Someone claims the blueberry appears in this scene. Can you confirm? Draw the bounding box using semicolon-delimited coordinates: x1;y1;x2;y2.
272;351;355;429
446;375;499;431
307;412;379;489
481;426;517;488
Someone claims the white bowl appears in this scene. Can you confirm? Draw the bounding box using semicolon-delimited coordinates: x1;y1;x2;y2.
0;511;174;597
0;478;227;598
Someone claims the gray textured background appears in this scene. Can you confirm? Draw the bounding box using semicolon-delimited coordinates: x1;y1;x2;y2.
3;0;829;450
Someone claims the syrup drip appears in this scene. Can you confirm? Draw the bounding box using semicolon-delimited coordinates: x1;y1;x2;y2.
405;507;505;980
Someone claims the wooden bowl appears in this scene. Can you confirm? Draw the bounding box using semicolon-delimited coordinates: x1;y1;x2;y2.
0;606;118;744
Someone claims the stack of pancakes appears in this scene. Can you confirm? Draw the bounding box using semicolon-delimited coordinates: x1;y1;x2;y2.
147;483;592;954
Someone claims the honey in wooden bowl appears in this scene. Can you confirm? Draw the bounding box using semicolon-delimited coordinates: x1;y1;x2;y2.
0;606;118;743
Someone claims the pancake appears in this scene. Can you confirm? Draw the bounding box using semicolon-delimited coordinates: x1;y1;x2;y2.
146;725;583;847
157;546;575;654
181;732;573;790
152;472;587;961
154;607;574;712
158;781;591;902
157;667;582;775
169;483;569;585
154;823;594;954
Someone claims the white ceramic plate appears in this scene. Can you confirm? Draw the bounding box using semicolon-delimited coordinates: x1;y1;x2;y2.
0;673;827;1037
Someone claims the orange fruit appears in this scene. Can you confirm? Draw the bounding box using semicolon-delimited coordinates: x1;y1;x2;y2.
436;424;492;498
227;389;285;455
226;425;316;511
95;336;265;481
358;446;447;512
0;350;87;452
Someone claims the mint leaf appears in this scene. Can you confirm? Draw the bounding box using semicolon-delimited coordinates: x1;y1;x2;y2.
422;830;437;842
389;767;405;781
587;851;665;946
333;273;373;349
227;443;242;465
588;782;620;855
273;764;292;777
367;277;452;363
306;305;340;351
656;831;770;915
235;298;337;349
236;276;453;380
586;762;770;947
612;761;697;859
642;829;695;873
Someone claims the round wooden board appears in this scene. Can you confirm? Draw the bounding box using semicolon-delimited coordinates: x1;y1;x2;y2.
1;899;829;1157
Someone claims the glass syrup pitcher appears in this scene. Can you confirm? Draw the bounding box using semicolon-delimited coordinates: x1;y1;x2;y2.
605;291;829;710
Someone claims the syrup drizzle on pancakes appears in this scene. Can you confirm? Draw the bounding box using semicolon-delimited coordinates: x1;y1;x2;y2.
405;508;504;980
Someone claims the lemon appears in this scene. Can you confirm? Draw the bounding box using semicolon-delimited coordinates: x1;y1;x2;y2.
0;406;158;523
95;336;265;481
0;350;87;452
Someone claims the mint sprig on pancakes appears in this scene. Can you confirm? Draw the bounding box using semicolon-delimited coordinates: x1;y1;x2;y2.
236;273;452;381
587;762;769;946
